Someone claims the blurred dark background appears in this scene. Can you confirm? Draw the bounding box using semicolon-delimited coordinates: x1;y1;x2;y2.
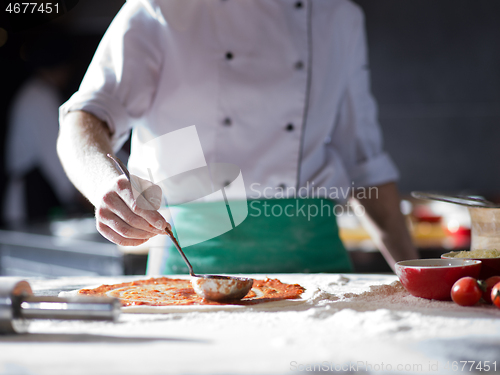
0;0;127;226
0;0;499;275
356;0;500;195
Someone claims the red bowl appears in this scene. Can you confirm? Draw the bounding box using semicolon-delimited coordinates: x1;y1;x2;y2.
395;259;482;300
441;252;500;279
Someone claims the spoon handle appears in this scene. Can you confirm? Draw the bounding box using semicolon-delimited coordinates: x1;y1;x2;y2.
411;191;500;208
164;227;196;277
107;154;142;192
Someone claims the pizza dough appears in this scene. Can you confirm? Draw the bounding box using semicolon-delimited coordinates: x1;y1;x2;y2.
59;276;311;313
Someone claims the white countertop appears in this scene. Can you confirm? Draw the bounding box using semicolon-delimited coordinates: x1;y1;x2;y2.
1;274;500;375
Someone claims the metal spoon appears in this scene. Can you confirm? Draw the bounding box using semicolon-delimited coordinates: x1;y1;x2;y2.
163;225;254;301
107;154;254;301
411;191;500;208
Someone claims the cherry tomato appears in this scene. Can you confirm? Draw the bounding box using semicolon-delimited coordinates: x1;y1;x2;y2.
451;277;482;306
478;276;500;304
491;282;500;308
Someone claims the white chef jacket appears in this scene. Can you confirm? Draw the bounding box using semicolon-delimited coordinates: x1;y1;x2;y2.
59;0;398;202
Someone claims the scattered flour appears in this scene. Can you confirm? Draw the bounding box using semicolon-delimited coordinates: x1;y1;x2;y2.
343;280;406;299
19;274;500;374
302;278;500;345
304;278;500;323
326;275;350;286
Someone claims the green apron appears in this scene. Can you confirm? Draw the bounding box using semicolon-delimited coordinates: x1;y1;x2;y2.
152;198;353;274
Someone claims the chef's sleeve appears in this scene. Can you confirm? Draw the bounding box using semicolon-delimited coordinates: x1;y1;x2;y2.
59;1;163;151
329;7;399;189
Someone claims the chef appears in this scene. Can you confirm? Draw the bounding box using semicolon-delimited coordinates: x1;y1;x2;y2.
58;0;418;274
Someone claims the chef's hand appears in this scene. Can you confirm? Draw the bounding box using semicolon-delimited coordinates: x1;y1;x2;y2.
95;174;171;246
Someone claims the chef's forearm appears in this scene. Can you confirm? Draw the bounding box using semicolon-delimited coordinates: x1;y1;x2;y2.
351;182;419;270
57;110;121;207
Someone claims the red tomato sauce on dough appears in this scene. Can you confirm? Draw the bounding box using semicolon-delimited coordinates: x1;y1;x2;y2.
78;277;305;306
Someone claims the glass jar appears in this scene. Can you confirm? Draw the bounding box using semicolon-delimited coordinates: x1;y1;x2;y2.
468;207;500;250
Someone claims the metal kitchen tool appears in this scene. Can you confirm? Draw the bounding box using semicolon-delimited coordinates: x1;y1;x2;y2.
411;191;500;208
412;191;500;252
0;279;121;334
164;225;254;301
107;154;254;301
